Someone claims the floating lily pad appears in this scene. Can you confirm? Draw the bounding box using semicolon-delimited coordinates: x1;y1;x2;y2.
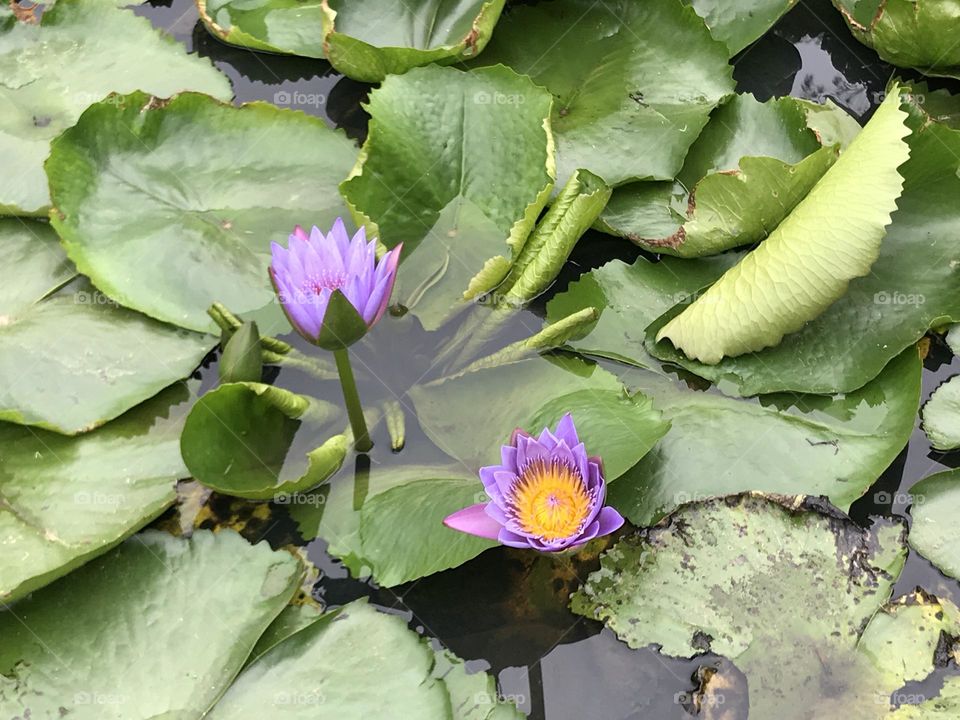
409;354;669;480
321;0;505;82
597;95;856;257
48;91;358;334
834;0;960;78
608;347;920;526
908;469;960;581
645;86;960;394
0;221;212;434
571;494;907;718
921;376;960;451
0;530;303;717
0;381;197;603
686;0;798;55
656;89;910;364
472;0;734;185
0;0;232;216
180;382;348;499
198;0;325;57
432;647;524;720
341;65;554;330
547;253;920;524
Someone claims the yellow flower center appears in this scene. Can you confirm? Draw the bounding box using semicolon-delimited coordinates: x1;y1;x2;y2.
510;459;591;541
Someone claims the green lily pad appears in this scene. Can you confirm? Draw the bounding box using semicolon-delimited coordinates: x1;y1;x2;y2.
908;469;960;582
646;85;960;394
0;0;232;216
409;354;669;480
208;600;450;717
432;647;523;720
571;493;907;718
472;0;734;186
686;0;798;55
597;95;856;257
0;221;212;434
0;380;197;603
341;64;554;330
0;529;303;717
198;0;325;57
921;376;960;451
609;346;920;526
834;0;960;78
47;91;358;334
0;218;75;318
656;89;910;364
320;0;505;82
180;382;348;500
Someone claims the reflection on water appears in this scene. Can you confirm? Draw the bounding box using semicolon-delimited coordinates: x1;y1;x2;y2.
131;0;960;716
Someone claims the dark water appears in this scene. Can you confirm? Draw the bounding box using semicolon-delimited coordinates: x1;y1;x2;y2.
134;1;960;717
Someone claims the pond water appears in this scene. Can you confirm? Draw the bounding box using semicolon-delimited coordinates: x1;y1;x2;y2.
133;1;960;716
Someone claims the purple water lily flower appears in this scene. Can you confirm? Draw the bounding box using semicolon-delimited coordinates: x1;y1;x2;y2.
269;217;401;347
444;413;625;552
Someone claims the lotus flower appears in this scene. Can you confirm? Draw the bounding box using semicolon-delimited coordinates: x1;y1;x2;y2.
444;414;625;551
269;218;401;350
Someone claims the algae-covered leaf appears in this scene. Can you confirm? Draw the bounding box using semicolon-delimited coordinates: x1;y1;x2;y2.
656;88;910;365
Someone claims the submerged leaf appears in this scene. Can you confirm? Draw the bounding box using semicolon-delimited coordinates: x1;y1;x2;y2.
321;0;506;82
48;91;358;334
656;88;910;364
0;0;231;216
471;0;734;186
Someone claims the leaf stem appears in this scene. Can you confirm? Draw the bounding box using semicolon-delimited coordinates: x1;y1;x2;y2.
333;348;372;452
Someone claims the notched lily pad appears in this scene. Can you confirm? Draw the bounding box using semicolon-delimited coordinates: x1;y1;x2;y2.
47;90;358;334
0;0;232;215
321;0;506;82
921;376;960;451
341;64;555;331
472;0;735;186
180;382;348;500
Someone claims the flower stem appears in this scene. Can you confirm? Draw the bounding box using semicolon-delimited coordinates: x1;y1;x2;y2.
333;348;372;453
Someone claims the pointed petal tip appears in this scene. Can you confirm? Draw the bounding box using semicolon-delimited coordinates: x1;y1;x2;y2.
443;503;502;541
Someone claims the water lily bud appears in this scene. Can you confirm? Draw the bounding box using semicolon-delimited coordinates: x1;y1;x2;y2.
219;321;262;383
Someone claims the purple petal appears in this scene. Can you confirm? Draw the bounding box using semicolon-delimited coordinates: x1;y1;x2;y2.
369;245;401;326
498;528;534;549
443;504;502;540
553;413;580;447
328;218;351;258
595;506;625;537
500;445;518;473
291;225;309;242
